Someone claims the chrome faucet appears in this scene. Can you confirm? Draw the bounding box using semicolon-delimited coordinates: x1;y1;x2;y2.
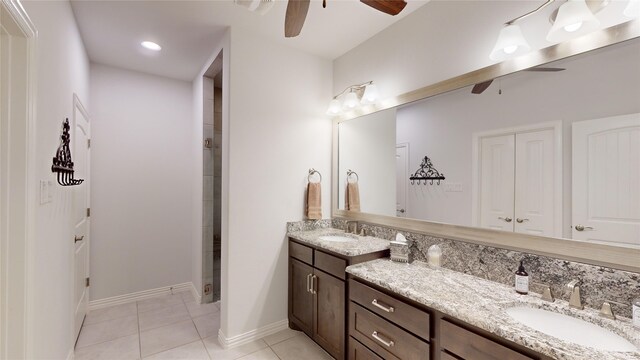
345;221;359;234
566;280;584;310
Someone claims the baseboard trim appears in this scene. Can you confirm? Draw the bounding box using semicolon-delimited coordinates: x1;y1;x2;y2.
88;282;193;310
218;319;289;349
189;282;202;304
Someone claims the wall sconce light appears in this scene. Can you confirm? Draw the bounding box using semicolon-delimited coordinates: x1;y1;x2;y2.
326;81;380;116
489;0;615;61
624;0;640;18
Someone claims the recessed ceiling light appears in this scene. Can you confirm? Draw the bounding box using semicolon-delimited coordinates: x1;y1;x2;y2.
141;41;161;51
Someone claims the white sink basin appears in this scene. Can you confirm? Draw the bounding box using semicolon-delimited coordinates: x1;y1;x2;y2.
506;307;637;352
318;235;357;243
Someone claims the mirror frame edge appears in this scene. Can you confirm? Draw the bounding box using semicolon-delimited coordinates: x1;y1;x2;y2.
331;19;640;273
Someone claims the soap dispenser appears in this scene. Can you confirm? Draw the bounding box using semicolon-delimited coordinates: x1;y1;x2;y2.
515;260;529;295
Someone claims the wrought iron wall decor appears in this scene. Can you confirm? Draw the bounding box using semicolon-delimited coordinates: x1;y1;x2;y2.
410;156;445;185
51;118;84;186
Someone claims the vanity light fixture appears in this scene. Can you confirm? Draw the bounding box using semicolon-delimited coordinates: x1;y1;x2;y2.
490;24;531;61
624;0;640;18
141;41;162;51
547;0;600;43
326;81;379;116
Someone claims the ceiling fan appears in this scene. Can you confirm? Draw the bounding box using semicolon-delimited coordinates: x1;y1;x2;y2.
471;67;565;94
285;0;408;38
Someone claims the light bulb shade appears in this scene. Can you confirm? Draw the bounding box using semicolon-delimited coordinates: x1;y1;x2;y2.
360;84;379;105
343;92;359;109
326;99;342;116
624;0;640;18
489;24;531;61
547;0;600;43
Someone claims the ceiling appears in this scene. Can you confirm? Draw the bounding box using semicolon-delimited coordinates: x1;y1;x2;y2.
70;0;430;81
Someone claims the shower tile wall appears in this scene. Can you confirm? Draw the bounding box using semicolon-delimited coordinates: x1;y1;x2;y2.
202;77;214;303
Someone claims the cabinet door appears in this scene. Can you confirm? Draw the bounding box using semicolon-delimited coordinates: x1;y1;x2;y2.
313;269;345;360
289;258;314;337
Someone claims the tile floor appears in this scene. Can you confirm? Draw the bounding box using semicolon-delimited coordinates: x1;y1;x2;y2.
74;291;333;360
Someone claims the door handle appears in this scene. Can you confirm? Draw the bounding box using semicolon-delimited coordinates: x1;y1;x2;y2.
397;209;405;213
74;235;85;243
575;225;594;232
306;274;312;293
498;217;512;223
516;218;529;223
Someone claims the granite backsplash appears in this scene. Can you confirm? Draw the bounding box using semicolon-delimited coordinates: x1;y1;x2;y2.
287;219;639;318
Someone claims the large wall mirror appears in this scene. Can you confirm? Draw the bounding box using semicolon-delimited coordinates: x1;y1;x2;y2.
335;29;640;269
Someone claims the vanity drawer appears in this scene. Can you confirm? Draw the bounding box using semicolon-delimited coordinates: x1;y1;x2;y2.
349;337;385;360
350;280;430;341
289;240;313;265
440;320;534;360
350;302;430;360
315;250;347;279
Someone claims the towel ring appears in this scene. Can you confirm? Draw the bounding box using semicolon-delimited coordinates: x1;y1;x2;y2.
347;169;359;183
308;168;322;183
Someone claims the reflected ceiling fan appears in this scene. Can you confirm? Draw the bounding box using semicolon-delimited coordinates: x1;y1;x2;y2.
285;0;408;38
471;66;565;94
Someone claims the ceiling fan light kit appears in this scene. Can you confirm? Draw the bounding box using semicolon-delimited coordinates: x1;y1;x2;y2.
234;0;275;15
490;24;532;61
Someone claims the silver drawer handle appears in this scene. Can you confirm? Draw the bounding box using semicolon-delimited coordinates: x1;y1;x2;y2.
371;331;394;347
371;299;395;313
498;216;512;223
307;274;312;293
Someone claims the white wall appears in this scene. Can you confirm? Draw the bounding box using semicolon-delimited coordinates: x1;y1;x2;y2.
90;64;193;300
224;28;333;339
338;108;396;216
19;1;90;358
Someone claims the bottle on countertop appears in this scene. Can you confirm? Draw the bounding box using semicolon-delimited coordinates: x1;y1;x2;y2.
515;260;529;295
633;297;640;329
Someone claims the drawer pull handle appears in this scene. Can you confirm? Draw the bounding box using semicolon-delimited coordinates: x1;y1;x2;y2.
306;274;312;293
371;331;395;347
372;299;395;313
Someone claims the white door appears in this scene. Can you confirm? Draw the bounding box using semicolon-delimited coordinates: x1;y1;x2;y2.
514;129;557;236
479;135;515;231
73;96;91;341
572;114;640;247
396;144;409;217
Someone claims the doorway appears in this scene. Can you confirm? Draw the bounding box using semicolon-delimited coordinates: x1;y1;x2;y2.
0;2;37;358
202;51;223;304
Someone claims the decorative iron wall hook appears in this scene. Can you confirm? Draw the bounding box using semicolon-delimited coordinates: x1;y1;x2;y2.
51;118;84;186
409;156;445;185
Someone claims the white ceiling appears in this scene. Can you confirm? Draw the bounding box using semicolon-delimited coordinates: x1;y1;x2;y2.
70;0;430;81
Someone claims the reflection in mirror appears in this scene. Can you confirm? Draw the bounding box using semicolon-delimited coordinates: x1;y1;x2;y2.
338;39;640;248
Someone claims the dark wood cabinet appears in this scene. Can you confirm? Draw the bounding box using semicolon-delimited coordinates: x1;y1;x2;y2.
288;238;389;360
348;279;550;360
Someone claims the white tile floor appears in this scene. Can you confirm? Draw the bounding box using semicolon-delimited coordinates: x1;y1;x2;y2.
75;291;334;360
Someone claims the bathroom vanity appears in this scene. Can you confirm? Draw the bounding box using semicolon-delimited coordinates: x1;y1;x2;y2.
287;228;390;360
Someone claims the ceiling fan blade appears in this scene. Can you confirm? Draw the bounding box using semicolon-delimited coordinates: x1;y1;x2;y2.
472;79;493;94
285;0;310;38
360;0;407;15
525;67;566;72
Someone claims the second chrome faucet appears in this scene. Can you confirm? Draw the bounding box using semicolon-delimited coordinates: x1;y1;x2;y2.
567;279;584;310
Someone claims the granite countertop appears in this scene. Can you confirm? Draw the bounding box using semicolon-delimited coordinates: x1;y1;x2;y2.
346;259;640;360
287;228;390;257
